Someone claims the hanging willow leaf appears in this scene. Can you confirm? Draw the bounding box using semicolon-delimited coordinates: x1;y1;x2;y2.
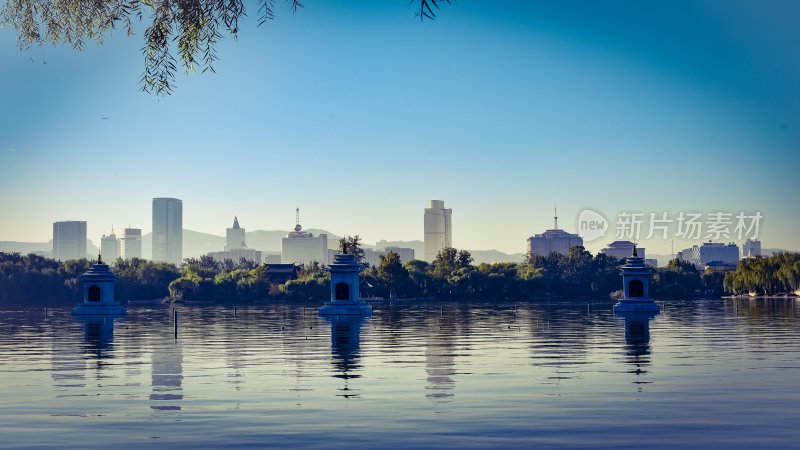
1;0;450;94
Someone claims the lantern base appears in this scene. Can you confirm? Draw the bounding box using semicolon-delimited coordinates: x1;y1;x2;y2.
319;300;372;316
613;299;660;313
72;303;127;315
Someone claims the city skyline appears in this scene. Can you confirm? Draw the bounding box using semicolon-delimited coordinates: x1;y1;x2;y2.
29;199;785;261
1;1;798;254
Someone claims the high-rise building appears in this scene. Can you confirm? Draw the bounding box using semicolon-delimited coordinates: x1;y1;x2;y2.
225;216;246;251
384;246;415;264
100;230;120;262
281;208;328;265
120;228;142;260
527;207;584;256
362;246;416;267
209;217;262;264
424;200;452;261
677;241;739;268
742;239;762;258
152;198;183;264
601;240;646;261
52;221;87;261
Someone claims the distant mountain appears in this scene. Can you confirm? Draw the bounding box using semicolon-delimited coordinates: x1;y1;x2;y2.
0;240;99;257
467;250;526;264
0;241;53;254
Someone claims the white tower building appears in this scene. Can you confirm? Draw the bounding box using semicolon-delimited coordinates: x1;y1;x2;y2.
225;216;246;251
281;208;328;265
424;200;452;262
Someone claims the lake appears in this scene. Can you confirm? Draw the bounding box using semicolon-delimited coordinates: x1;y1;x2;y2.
0;298;799;449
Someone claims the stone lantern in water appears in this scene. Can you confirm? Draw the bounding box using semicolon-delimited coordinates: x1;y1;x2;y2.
72;254;126;315
613;246;660;313
319;252;372;316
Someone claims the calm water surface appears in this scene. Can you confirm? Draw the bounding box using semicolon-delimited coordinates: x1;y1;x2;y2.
1;298;799;449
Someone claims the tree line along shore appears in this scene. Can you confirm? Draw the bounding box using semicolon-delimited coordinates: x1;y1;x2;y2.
1;237;798;304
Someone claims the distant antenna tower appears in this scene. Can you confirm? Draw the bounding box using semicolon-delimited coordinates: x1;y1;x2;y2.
553;204;559;230
296;207;300;226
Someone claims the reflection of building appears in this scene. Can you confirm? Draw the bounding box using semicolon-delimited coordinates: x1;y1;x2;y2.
527;209;583;256
152;198;183;264
209;217;262;264
53;220;87;261
150;332;183;411
677;241;739;268
425;315;456;402
742;239;762;258
120;228;142;260
100;230;119;262
601;240;645;260
424;200;452;261
282;208;328;264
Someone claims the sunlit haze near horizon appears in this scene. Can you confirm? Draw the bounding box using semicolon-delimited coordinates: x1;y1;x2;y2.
1;0;798;255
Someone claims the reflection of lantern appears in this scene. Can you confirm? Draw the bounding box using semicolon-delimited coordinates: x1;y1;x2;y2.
614;246;659;313
319;253;372;316
73;255;126;315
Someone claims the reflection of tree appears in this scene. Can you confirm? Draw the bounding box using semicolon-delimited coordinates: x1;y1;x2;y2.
51;316;85;389
526;303;591;382
724;298;800;346
324;315;366;399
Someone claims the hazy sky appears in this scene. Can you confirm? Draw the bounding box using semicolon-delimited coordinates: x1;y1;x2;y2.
1;0;798;254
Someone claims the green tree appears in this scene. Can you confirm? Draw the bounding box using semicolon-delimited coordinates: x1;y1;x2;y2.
377;251;411;299
338;235;367;267
651;258;702;298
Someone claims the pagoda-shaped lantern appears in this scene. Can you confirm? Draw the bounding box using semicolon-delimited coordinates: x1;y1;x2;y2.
613;245;660;313
319;252;372;316
72;254;126;315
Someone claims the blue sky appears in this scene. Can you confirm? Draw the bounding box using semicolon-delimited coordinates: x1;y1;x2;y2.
1;0;798;254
